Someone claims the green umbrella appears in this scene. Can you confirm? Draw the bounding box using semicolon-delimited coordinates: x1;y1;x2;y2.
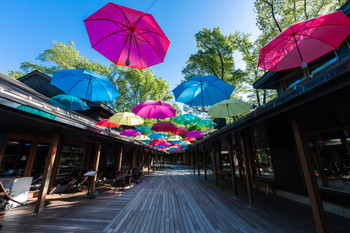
174;114;201;127
195;120;217;130
135;126;154;134
17;105;56;120
208;99;251;118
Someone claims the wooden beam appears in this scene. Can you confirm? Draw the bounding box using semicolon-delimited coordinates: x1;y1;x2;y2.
90;143;102;194
0;133;9;166
48;140;64;193
197;149;200;176
23;141;38;177
240;132;254;206
117;145;123;172
291;119;329;233
34;132;60;214
213;142;219;186
227;134;238;196
203;147;207;180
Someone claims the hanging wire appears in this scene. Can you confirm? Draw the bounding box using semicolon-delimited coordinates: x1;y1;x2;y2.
146;0;159;12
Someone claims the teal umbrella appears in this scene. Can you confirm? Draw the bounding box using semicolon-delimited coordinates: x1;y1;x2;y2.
135;126;155;134
17;105;56;120
48;94;90;111
195;120;217;131
174;114;201;127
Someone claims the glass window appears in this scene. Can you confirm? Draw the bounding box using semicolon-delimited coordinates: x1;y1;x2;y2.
0;140;31;176
253;147;275;179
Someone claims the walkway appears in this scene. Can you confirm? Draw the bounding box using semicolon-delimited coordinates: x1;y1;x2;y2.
2;168;350;232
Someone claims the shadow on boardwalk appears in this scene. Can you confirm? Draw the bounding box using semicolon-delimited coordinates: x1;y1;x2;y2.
2;167;350;233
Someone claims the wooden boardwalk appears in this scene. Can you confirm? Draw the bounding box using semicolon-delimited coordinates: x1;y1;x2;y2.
2;168;350;233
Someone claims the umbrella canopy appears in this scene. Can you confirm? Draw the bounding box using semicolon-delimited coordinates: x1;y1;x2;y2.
48;94;90;111
181;141;192;145
51;69;120;102
170;127;189;135
132;100;176;119
174;114;201;127
208;98;251;118
170;140;183;145
151;121;178;132
184;137;196;142
110;112;144;126
17;105;56;120
172;75;235;107
84;3;170;69
149;133;168;139
150;138;167;146
186;131;204;138
134;135;150;141
120;129;141;137
135;126;154;134
96;119;120;128
258;11;350;72
168;135;183;141
195;120;217;130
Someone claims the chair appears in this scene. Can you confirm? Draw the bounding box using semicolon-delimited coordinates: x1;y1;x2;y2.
0;182;23;226
113;170;128;194
132;167;142;183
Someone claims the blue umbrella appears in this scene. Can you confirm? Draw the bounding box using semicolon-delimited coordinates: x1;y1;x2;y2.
48;94;90;111
149;133;168;139
51;69;120;102
171;140;183;145
172;75;235;106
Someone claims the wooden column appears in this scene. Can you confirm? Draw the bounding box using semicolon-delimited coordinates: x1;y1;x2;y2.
0;133;9;166
203;147;207;180
192;153;196;175
23;141;38;177
117;145;123;172
131;148;137;168
34;132;60;214
213;142;219;186
292;119;329;233
90;143;102;194
197;149;200;176
48;140;64;193
240;132;254;206
227;134;238;196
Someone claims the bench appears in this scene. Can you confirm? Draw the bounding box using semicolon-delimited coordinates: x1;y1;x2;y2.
216;170;231;180
253;180;276;196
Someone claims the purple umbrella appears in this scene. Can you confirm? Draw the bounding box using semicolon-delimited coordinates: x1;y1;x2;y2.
84;3;170;69
132;100;176;119
120;129;141;137
186;131;205;138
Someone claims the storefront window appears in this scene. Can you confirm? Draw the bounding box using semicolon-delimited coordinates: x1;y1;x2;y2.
0;140;31;176
253;147;275;179
57;145;85;177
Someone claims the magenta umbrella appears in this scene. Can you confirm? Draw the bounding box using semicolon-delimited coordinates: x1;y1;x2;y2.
84;3;170;69
186;131;205;138
120;129;141;137
132;100;176;119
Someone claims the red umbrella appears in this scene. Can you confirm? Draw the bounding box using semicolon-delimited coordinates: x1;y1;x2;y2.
258;11;350;72
96;119;120;128
151;121;178;132
150;138;167;146
184;137;196;142
85;3;170;69
132;100;176;119
170;127;189;135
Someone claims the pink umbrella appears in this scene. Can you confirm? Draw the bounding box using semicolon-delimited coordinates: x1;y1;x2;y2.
258;11;350;72
157;141;171;146
151;121;178;132
184;137;196;142
120;129;141;137
170;127;189;135
132;100;176;119
85;3;170;69
186;131;205;138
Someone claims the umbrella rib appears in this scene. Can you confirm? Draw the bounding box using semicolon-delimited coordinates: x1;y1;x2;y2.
91;29;130;48
296;31;338;48
110;4;132;28
92;77;115;101
85;18;129;29
64;74;86;95
115;31;132;65
133;33;144;68
136;31;164;62
136;27;170;41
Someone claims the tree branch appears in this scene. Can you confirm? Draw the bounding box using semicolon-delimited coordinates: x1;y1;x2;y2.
264;0;282;32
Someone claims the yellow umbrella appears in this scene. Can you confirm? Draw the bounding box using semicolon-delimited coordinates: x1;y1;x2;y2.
168;135;183;141
181;141;191;145
109;112;144;126
134;135;150;141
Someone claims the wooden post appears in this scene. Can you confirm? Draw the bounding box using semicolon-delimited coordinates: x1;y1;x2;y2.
0;133;9;166
292;119;329;233
23;141;38;177
193;153;196;175
34;132;60;214
197;149;200;176
227;134;238;196
90;143;102;194
131;148;137;168
213;142;219;186
48;140;64;193
240;132;254;206
203;147;207;180
117;145;123;172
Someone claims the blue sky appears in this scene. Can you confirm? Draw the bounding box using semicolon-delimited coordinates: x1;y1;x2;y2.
0;0;260;90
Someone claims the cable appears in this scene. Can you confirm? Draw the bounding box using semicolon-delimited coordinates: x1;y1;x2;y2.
146;0;159;13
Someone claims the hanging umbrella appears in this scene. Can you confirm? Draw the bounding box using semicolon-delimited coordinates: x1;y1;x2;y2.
208;98;251;118
168;135;183;141
151;121;178;132
170;140;183;145
150;138;167;146
172;75;235;107
110;112;144;126
132;100;176;119
186;131;204;138
134;135;150;141
48;94;90;111
120;129;141;137
96;119;120;128
258;11;350;72
184;137;196;142
135;126;154;134
181;141;192;145
51;69;120;102
174;114;201;127
195;120;217;131
84;3;170;69
17;105;56;120
170;127;188;135
149;133;168;139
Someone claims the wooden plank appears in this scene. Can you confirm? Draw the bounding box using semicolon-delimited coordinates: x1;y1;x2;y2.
291;119;329;233
227;134;238;196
